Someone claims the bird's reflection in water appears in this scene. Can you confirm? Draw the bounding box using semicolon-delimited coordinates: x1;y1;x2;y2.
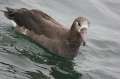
16;47;82;79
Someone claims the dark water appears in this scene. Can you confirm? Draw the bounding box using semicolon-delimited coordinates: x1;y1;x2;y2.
0;0;120;79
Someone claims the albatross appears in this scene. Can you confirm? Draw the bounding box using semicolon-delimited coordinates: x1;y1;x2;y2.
2;7;90;59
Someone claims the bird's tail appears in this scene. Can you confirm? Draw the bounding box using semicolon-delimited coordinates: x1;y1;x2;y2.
0;7;16;19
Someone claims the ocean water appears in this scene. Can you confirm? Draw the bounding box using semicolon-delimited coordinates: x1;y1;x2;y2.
0;0;120;79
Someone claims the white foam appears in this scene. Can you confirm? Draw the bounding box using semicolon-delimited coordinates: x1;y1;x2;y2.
10;20;17;27
22;29;28;35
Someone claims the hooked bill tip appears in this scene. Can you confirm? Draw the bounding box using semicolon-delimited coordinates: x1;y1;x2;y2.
83;41;86;46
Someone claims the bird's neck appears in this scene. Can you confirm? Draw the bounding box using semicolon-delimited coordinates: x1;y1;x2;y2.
66;26;82;49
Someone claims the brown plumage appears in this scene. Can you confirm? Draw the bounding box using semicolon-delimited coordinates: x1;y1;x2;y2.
3;7;89;59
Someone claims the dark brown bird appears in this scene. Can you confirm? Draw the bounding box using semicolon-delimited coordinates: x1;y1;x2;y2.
2;7;90;59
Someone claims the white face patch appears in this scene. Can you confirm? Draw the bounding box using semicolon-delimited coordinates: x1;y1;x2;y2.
77;23;88;32
10;20;17;27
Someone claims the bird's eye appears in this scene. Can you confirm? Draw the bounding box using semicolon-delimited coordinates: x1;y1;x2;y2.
75;21;81;26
